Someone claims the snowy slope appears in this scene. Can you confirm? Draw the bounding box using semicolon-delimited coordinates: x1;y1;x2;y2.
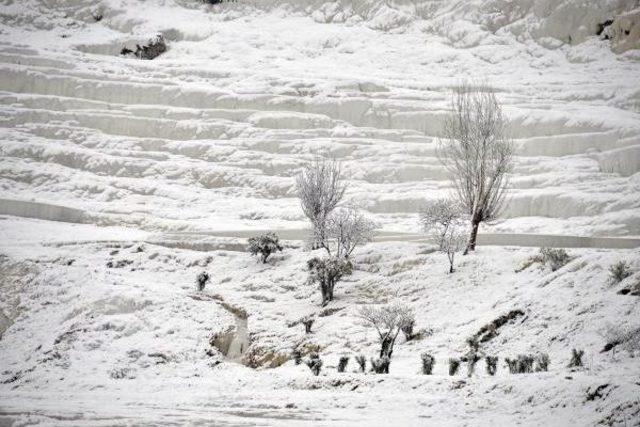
1;0;640;425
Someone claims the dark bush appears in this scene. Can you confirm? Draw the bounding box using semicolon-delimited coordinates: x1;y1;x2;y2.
448;358;460;376
465;353;481;377
485;356;498;376
505;357;518;374
371;356;390;374
402;320;415;341
355;354;366;373
292;349;302;365
535;353;550;372
421;353;435;375
122;35;167;60
337;356;349;373
196;271;210;291
301;316;315;334
568;349;584;368
248;232;283;264
306;353;323;376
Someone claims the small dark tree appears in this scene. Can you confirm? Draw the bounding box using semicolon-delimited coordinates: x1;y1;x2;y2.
337;356;349;373
505;358;518;374
465;353;481;377
196;271;210;291
448;358;461;376
307;256;352;306
568;349;584;368
248;232;283;263
371;356;390;374
517;354;534;373
402;320;415;341
421;353;435;375
358;303;415;359
355;354;366;373
485;356;498;376
306;353;323;376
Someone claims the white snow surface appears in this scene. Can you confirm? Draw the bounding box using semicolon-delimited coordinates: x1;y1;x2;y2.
1;0;640;425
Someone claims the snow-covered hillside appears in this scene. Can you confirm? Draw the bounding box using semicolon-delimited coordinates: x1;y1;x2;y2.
0;0;639;425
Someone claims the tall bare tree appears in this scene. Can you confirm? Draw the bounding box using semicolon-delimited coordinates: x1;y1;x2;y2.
438;82;513;254
296;155;347;250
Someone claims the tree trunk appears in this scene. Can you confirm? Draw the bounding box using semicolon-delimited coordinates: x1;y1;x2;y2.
380;335;394;358
464;219;480;255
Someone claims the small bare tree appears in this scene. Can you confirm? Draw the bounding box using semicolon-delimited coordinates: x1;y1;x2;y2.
296;156;347;250
358;303;415;359
326;206;376;258
420;198;467;273
438;81;514;254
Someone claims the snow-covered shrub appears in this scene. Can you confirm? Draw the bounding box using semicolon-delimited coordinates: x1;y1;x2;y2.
196;271;210;291
448;358;460;376
420;198;467;273
505;357;518;374
248;232;283;263
337;356;349;373
540;248;571;271
421;353;435;375
609;260;632;284
301;316;315;334
371;356;390;374
517;354;534;373
121;35;167;60
535;353;550;372
401;319;415;341
568;349;584;368
358;303;415;359
306;353;323;376
292;349;302;365
355;354;366;372
326;206;376;258
296;156;346;250
465;353;481;377
307;256;352;306
438;81;513;254
485;356;498;376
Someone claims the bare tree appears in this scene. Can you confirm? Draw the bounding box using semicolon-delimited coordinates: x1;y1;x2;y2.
438;81;514;254
358;303;415;359
307;256;352;306
420;198;467;273
326;206;376;258
296;156;347;250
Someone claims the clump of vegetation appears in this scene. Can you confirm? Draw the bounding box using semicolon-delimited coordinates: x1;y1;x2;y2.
292;349;302;365
505;354;535;374
355;354;366;373
306;353;323;376
469;309;525;345
519;248;571;272
401;319;415;341
307;256;352;306
420;198;467;273
568;348;584;368
421;353;435;375
535;353;550;372
485;356;498;376
196;271;210;291
371;356;390;374
448;358;460;376
301;316;315;334
337;356;349;373
248;232;283;264
358;303;415;359
121;35;167;60
609;260;632;284
464;353;481;377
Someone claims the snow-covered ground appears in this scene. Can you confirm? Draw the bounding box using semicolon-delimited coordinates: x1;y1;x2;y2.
1;0;640;425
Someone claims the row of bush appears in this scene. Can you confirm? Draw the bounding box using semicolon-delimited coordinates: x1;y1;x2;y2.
297;348;587;377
